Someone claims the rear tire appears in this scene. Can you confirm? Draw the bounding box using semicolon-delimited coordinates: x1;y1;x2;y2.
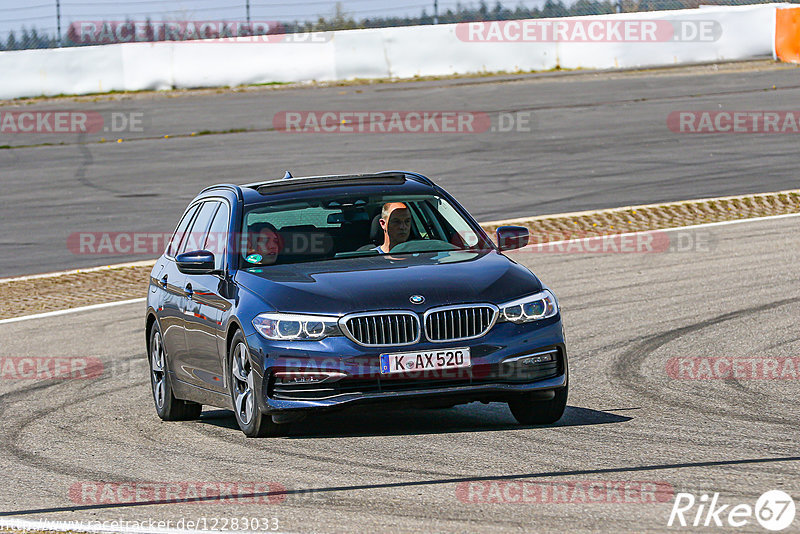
149;324;202;421
228;331;282;438
508;386;568;425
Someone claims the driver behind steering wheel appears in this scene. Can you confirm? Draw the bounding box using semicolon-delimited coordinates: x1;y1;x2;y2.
374;202;412;254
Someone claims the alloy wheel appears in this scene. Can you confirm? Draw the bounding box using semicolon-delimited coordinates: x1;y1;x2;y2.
150;331;166;409
231;342;255;425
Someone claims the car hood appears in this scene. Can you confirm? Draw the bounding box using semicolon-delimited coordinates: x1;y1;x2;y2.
235;250;542;314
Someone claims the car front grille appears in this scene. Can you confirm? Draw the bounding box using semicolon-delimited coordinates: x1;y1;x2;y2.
340;305;499;347
340;312;421;347
424;304;498;342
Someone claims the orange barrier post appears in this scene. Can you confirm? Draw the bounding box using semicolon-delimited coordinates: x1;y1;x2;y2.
775;7;800;63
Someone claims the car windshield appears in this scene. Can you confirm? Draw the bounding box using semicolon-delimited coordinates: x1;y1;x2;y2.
240;193;491;266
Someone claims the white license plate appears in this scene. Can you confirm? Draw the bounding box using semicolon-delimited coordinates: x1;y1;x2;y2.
380;347;471;374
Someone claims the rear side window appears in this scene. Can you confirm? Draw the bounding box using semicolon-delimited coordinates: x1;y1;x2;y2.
179;202;219;255
204;202;230;270
166;204;200;257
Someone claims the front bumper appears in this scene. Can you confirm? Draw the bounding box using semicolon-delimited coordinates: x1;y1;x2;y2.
264;374;567;411
246;316;568;414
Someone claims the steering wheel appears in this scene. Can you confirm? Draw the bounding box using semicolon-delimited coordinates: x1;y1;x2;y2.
389;239;458;253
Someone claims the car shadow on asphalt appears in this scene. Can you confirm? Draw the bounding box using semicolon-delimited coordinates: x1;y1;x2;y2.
196;404;634;438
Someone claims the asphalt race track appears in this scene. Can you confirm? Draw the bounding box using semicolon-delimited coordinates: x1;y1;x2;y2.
2;61;800;275
1;216;798;532
1;62;800;533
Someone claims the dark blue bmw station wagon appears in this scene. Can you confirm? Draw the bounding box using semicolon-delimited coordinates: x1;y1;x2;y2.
146;171;568;437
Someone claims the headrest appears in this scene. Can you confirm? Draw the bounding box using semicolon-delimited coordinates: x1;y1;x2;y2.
248;221;278;235
370;214;383;245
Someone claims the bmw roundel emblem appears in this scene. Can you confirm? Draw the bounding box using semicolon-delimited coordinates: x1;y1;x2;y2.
409;295;425;305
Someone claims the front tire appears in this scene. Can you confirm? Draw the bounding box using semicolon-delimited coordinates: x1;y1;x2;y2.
149;324;202;421
508;386;568;425
228;331;282;438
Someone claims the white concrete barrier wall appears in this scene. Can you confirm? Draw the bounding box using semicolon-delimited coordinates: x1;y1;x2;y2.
120;43;173;92
0;4;780;100
336;23;558;78
170;41;338;89
1;45;125;98
555;5;777;69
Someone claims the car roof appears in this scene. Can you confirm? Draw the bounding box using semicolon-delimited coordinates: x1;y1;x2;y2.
197;171;437;205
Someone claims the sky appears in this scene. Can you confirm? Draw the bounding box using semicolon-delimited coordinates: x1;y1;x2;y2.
0;0;548;37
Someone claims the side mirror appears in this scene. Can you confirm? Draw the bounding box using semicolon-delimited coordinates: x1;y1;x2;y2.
176;250;216;275
496;226;529;251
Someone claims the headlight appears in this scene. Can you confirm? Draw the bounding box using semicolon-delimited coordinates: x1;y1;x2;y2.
498;289;558;323
252;313;341;341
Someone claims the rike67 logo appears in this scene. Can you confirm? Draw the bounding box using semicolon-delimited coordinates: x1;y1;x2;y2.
669;490;796;531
